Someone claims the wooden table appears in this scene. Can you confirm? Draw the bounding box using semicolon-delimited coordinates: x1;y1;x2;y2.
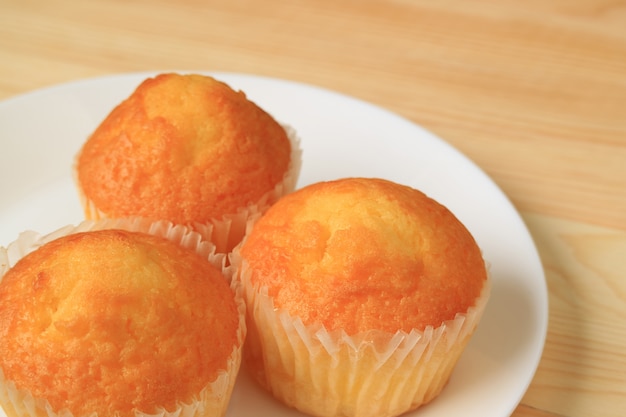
1;1;624;416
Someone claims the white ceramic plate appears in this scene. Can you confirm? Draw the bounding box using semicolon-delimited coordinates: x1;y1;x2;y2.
0;72;547;417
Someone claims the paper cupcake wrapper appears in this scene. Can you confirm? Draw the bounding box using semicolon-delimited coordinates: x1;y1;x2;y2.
73;123;302;255
231;249;491;417
0;218;247;417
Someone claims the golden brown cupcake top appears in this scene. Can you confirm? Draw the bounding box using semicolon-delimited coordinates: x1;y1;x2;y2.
0;229;240;417
76;73;291;224
240;177;487;335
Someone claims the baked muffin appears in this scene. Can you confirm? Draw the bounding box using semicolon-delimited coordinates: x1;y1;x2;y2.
0;218;246;417
232;177;490;417
75;72;301;253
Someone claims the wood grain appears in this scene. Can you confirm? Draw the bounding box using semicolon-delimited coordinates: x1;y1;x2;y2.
0;1;625;416
523;213;626;417
514;404;567;417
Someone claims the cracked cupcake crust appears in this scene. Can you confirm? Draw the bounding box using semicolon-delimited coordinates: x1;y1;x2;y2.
240;177;487;335
0;228;240;417
75;73;292;224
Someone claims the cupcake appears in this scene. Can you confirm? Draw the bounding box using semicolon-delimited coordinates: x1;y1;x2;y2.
232;177;490;417
0;218;246;417
74;72;302;254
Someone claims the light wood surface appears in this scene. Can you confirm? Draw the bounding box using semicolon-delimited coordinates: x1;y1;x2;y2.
1;1;625;416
